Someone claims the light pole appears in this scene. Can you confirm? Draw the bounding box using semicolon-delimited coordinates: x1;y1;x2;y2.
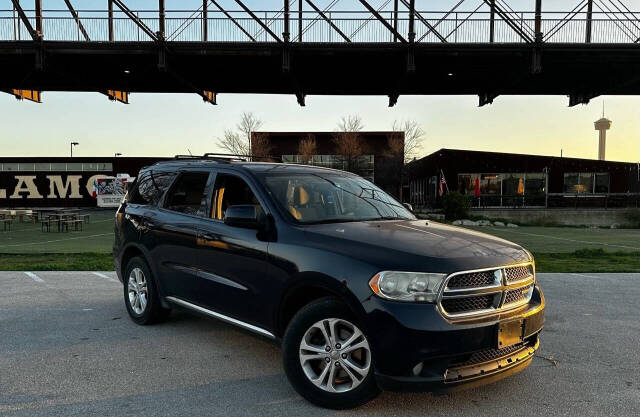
114;153;122;157
70;141;79;157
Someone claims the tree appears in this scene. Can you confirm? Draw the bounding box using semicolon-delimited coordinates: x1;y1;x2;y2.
217;112;264;157
334;115;364;174
337;114;364;132
251;132;273;160
391;119;425;163
298;134;317;164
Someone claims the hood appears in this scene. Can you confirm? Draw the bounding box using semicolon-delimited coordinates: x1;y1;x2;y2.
301;219;530;274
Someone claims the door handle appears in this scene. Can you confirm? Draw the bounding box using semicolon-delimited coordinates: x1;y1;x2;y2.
200;233;216;240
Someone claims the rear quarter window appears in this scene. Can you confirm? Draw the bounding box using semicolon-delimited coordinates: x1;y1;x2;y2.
129;170;177;206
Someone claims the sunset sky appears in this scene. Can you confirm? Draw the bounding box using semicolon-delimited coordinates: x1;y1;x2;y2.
1;0;639;163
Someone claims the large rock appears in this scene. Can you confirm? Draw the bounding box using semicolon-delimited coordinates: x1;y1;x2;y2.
462;220;479;226
477;220;492;226
494;221;505;227
452;220;463;226
507;223;519;228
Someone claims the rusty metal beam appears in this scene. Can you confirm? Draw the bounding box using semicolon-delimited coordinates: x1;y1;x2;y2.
358;0;407;43
35;0;42;37
112;0;158;41
234;0;282;42
304;0;351;43
210;0;257;42
63;0;90;41
11;0;38;40
106;90;129;103
7;89;42;102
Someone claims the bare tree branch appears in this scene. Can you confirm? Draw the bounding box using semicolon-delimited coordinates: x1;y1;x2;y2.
336;114;364;132
298;134;317;164
216;112;264;157
391;119;425;163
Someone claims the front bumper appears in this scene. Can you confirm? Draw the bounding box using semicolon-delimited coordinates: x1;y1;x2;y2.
362;284;545;392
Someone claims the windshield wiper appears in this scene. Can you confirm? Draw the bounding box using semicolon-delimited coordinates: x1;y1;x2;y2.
303;218;367;225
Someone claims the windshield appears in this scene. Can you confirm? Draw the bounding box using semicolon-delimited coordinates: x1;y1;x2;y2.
258;172;415;224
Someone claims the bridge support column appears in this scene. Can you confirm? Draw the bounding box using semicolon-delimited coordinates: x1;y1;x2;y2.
283;0;290;41
203;0;208;41
534;0;542;42
159;0;165;40
585;0;593;43
108;0;114;41
407;0;415;72
393;0;399;43
298;0;303;42
489;0;495;43
35;0;42;38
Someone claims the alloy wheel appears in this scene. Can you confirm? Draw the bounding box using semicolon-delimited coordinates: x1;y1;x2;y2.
128;267;148;315
299;318;371;393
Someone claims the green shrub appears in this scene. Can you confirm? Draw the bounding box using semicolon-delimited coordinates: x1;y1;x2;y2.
442;192;471;220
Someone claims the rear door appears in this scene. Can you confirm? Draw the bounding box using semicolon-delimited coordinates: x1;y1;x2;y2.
193;170;275;328
147;169;214;301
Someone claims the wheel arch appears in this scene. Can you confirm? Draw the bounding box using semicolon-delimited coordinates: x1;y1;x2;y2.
275;272;367;339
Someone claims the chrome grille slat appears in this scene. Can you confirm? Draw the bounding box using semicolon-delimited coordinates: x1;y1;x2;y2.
438;262;535;319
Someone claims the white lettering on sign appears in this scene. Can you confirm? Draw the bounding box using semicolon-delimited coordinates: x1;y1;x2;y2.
47;175;83;198
9;176;43;199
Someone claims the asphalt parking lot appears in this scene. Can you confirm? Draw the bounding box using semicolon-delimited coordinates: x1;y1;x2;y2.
1;271;639;416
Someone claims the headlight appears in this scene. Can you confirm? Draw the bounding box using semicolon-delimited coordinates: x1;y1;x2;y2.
369;271;447;303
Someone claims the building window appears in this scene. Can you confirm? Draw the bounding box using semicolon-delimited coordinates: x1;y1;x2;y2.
595;173;610;193
525;173;545;195
564;173;603;193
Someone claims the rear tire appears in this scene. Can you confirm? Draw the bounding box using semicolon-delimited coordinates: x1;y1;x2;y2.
282;297;380;409
123;256;170;325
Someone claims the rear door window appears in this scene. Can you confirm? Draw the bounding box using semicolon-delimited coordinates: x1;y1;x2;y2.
164;172;211;217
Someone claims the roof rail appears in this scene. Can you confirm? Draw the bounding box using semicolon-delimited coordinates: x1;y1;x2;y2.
173;153;283;163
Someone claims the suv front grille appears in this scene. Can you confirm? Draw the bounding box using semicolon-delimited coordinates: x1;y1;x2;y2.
505;265;534;283
440;295;495;314
446;271;496;289
504;284;534;305
452;342;526;367
438;262;535;319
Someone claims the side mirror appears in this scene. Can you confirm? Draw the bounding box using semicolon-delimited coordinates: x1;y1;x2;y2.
224;205;264;229
403;203;414;212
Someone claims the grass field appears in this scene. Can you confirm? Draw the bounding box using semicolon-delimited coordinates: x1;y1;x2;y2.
1;212;638;272
0;210;115;254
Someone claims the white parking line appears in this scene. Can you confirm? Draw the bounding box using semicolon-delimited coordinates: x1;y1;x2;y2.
91;272;119;283
24;272;44;283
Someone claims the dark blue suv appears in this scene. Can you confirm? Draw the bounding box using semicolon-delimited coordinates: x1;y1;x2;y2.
114;156;545;409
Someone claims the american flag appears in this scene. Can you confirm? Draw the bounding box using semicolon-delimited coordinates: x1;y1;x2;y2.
439;171;447;196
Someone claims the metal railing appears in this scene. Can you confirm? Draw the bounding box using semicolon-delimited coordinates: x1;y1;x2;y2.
1;9;640;43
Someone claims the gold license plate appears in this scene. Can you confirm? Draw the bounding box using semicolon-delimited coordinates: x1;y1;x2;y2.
497;319;524;349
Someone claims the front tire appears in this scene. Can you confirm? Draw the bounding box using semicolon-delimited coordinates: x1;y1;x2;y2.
282;297;380;409
123;256;170;325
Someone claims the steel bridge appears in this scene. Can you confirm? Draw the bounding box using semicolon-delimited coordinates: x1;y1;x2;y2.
2;0;640;106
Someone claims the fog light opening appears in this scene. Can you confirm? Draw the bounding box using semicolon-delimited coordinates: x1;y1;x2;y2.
412;362;424;376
